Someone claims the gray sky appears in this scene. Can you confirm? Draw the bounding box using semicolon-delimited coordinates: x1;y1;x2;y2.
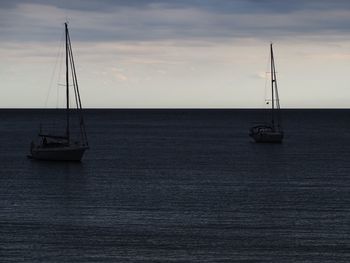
1;0;350;108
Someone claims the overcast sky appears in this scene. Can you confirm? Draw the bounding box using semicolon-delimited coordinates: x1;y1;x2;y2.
1;0;350;108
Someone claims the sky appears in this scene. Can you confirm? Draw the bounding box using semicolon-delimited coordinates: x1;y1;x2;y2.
1;0;350;108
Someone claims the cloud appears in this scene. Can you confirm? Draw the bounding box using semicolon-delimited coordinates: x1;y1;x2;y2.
2;0;350;44
253;72;268;79
3;0;350;13
111;67;128;81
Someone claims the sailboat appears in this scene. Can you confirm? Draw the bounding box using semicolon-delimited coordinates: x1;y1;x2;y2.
28;23;89;161
249;43;284;143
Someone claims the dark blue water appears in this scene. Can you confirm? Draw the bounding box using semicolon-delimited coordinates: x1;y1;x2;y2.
1;109;350;262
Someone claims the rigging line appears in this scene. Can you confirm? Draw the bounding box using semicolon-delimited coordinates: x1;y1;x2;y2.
71;56;87;145
272;50;282;130
275;77;282;127
44;30;65;109
264;71;268;107
56;42;65;109
56;79;60;109
67;32;79;107
69;63;84;143
67;32;84;112
39;30;64;134
67;35;82;141
263;46;270;123
67;32;88;145
67;33;86;144
68;43;80;111
263;46;270;108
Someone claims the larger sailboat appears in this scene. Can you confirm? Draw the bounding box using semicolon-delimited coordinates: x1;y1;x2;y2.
28;23;89;161
249;43;284;143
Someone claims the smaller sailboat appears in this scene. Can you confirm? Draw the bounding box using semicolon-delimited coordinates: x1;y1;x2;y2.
249;43;284;143
28;23;89;161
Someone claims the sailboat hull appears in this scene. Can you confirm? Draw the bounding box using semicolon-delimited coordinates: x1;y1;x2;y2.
29;145;88;161
249;126;283;143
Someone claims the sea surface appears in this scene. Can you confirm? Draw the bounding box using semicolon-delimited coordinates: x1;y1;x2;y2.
1;109;350;262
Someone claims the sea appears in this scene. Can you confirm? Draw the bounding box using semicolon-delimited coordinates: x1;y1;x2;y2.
1;109;350;262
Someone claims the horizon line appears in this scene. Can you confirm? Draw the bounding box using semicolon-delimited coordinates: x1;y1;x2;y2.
1;107;350;110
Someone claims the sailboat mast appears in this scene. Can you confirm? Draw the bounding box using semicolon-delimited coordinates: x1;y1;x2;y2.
270;43;275;128
65;22;70;143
